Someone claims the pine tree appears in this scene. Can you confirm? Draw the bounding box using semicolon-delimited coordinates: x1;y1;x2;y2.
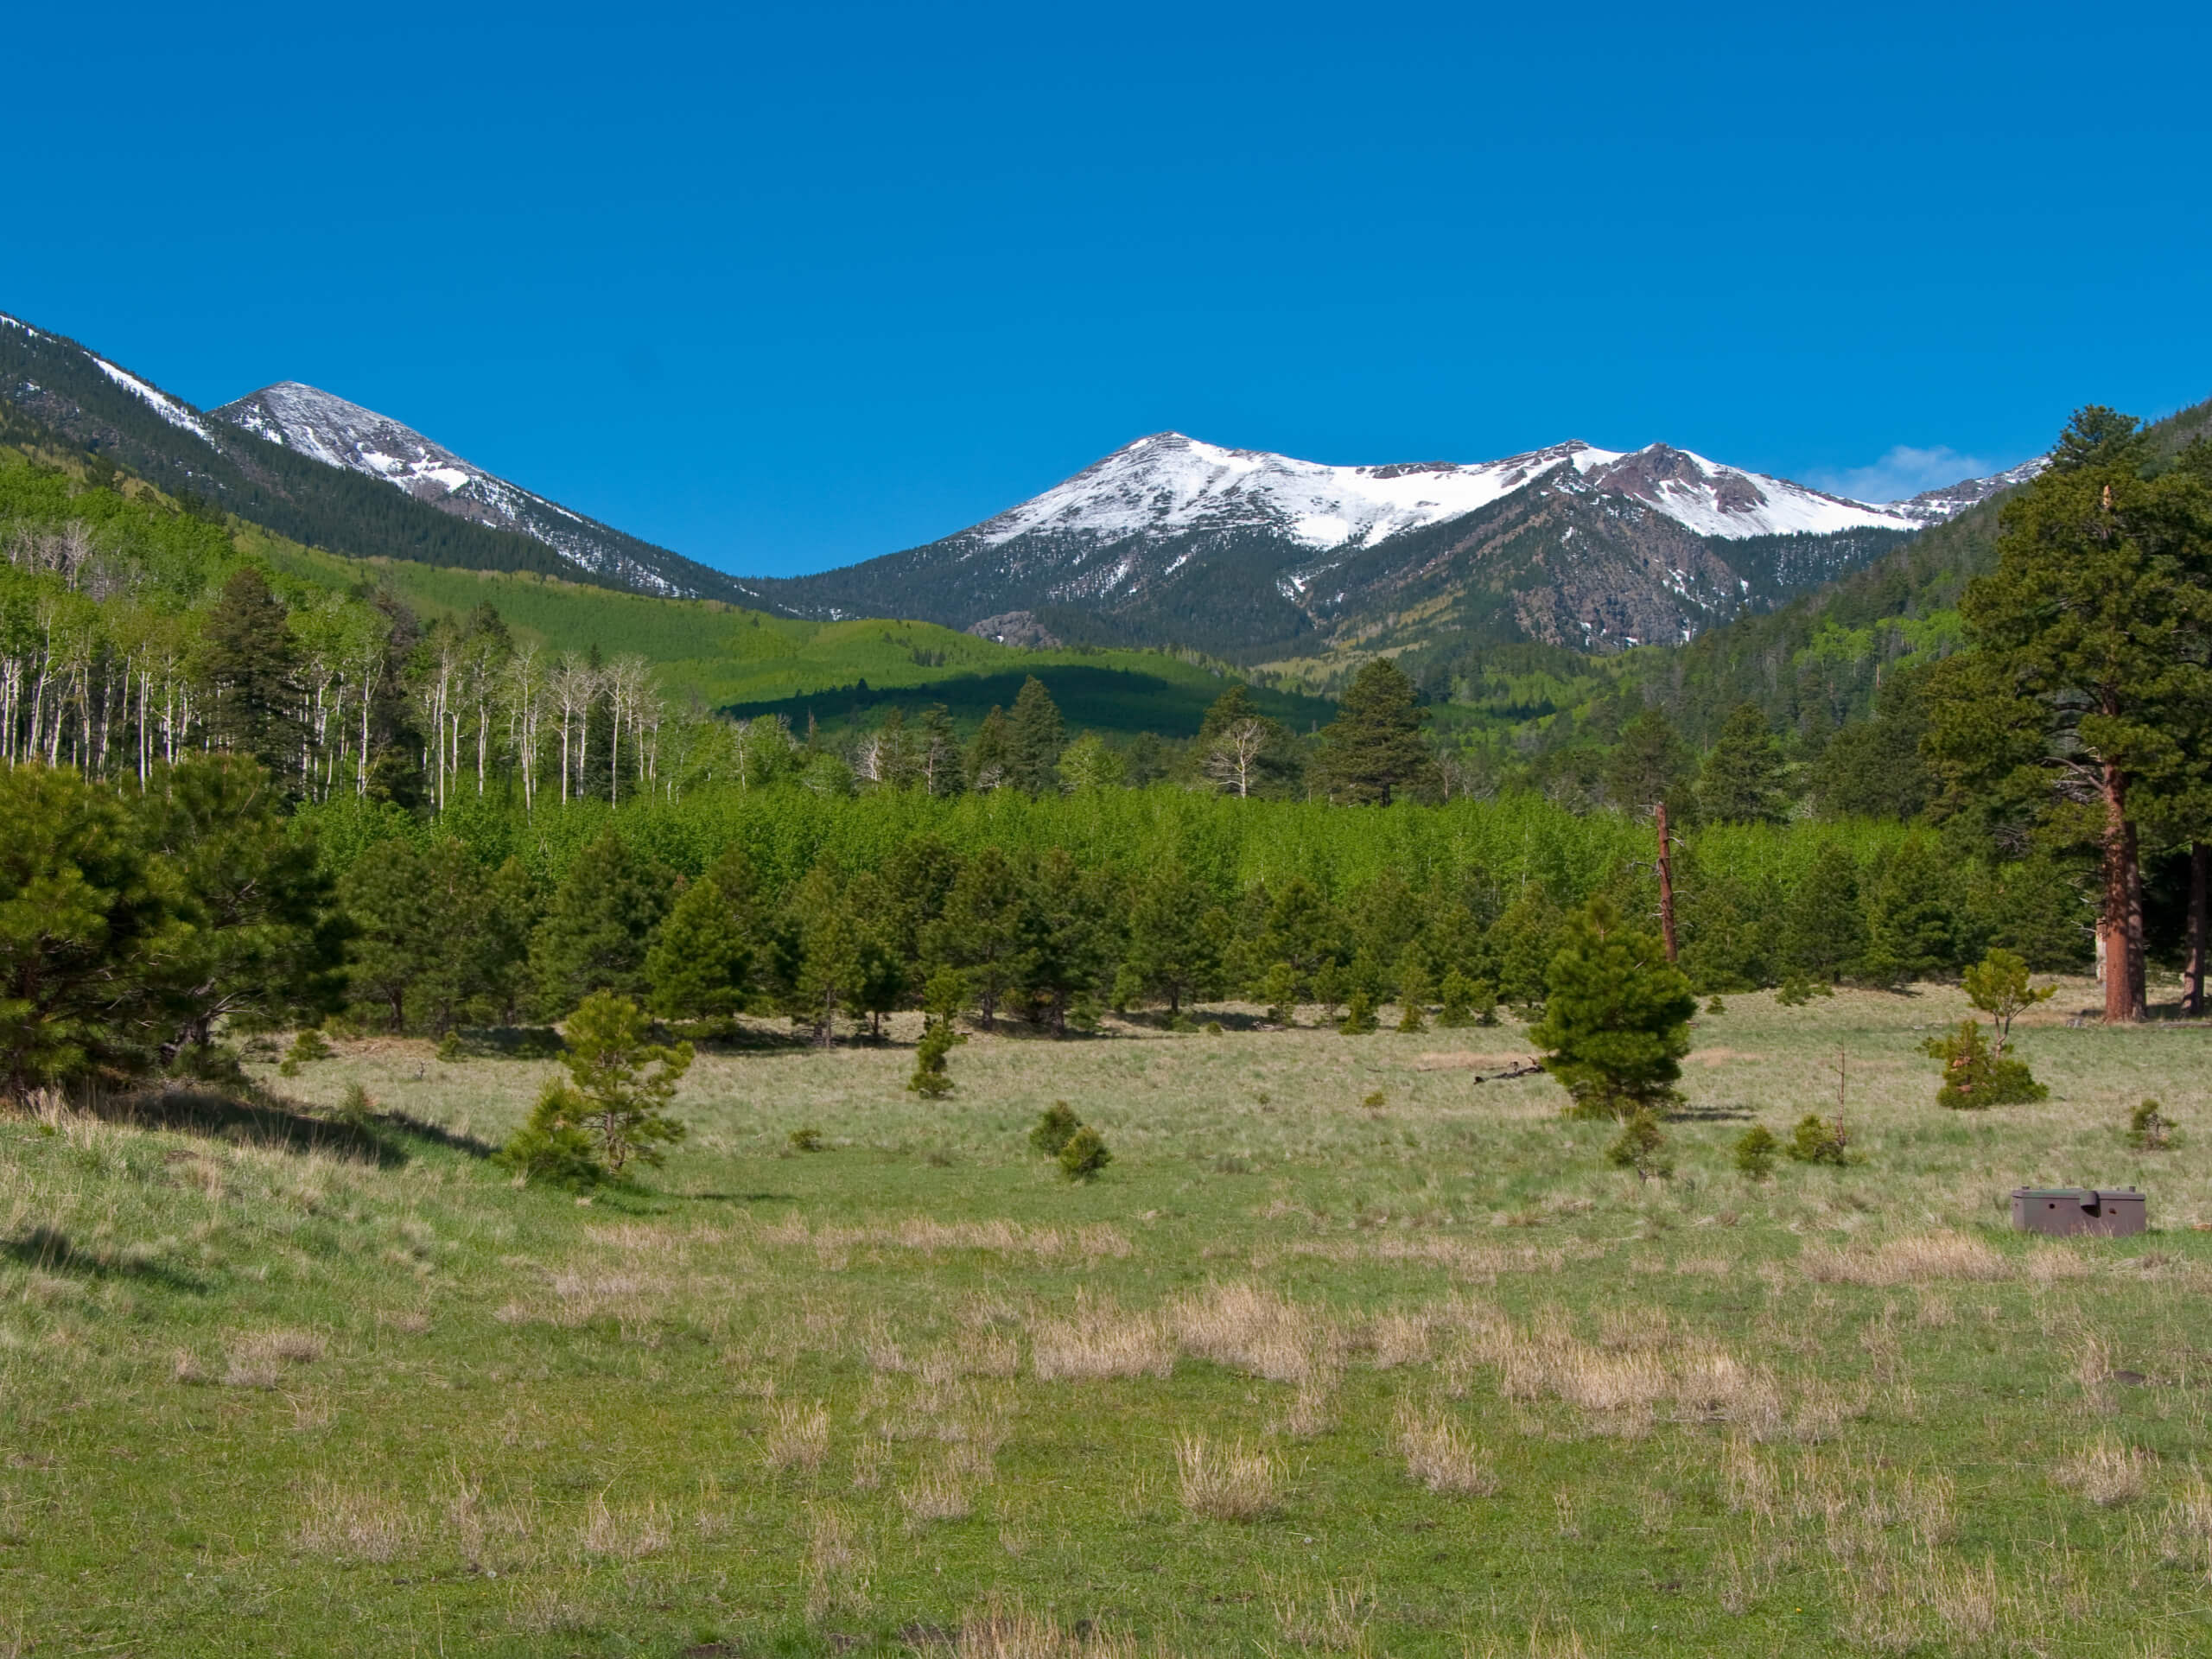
1122;862;1224;1017
1395;946;1431;1032
1486;883;1563;1009
1058;732;1125;792
966;707;1014;791
645;875;753;1019
1014;849;1112;1033
1313;659;1436;805
529;830;670;1015
1783;844;1869;983
1698;703;1790;824
923;846;1024;1027
200;566;306;783
0;765;175;1098
1924;406;2212;1023
1528;897;1699;1119
1859;836;1963;988
1605;709;1694;817
1006;676;1066;795
550;990;692;1174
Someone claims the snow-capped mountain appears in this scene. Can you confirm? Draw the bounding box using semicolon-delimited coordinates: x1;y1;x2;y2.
753;430;1995;658
1885;456;2049;524
213;382;750;601
0;309;756;604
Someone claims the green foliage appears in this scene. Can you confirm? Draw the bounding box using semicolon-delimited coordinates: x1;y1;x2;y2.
1006;676;1066;796
1775;974;1832;1007
1605;1109;1672;1181
1787;1114;1850;1165
553;991;693;1176
1529;897;1699;1119
1961;948;2054;1045
495;1079;607;1190
435;1030;463;1063
1122;862;1223;1016
1338;991;1378;1035
1707;996;1726;1014
1606;709;1694;817
1436;969;1475;1028
908;1019;965;1096
334;1081;376;1127
1262;961;1300;1026
1859;836;1964;988
1783;845;1869;982
530;830;670;1016
1311;960;1344;1024
788;1126;826;1153
646;874;754;1019
200;567;306;780
2125;1099;2176;1151
285;1027;333;1065
1733;1123;1778;1179
0;763;175;1097
1697;704;1790;823
1056;1123;1111;1183
1314;659;1435;805
1028;1102;1082;1157
1921;1019;2046;1109
1395;947;1430;1032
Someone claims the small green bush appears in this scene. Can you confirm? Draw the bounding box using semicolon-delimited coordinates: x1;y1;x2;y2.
1777;975;1834;1007
1338;992;1378;1035
1262;961;1300;1027
1058;1125;1112;1183
495;1080;605;1190
788;1127;826;1153
908;1020;965;1097
1437;970;1475;1028
2126;1098;2177;1151
1067;992;1101;1033
286;1028;333;1065
1204;1020;1224;1036
435;1030;463;1064
1922;1019;2046;1109
1605;1109;1672;1181
1733;1123;1778;1179
1360;1090;1386;1111
1029;1102;1082;1157
1707;996;1727;1015
1787;1113;1849;1166
335;1082;376;1127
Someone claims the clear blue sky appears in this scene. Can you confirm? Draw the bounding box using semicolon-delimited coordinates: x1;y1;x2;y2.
8;2;2209;575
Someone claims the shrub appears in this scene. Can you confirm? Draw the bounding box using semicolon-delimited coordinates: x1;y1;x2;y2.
1437;970;1475;1028
1262;961;1300;1026
1787;1114;1849;1166
1922;1019;2046;1109
1776;975;1833;1007
1204;1020;1224;1036
435;1030;463;1064
1058;1125;1112;1182
1529;897;1698;1120
1707;996;1727;1015
496;1080;606;1190
1605;1108;1672;1181
335;1082;376;1127
2126;1099;2177;1151
554;991;693;1174
1962;948;2054;1045
1361;1090;1386;1111
908;1020;964;1097
1733;1123;1778;1179
1338;992;1378;1035
287;1028;333;1065
1028;1102;1082;1157
1313;962;1344;1025
1067;992;1101;1033
1395;950;1430;1033
788;1127;826;1153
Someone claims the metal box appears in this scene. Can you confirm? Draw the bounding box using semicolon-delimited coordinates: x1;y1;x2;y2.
2011;1188;2145;1237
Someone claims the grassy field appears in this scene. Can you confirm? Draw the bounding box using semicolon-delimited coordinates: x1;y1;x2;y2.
4;984;2210;1656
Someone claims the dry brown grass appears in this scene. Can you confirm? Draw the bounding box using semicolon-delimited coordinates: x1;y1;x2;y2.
579;1497;670;1559
289;1481;413;1563
953;1598;1141;1657
900;1468;973;1526
1030;1293;1173;1382
804;1504;872;1619
1395;1409;1498;1495
1268;1580;1375;1654
765;1401;830;1473
1173;1281;1335;1384
2054;1437;2155;1507
1173;1433;1281;1521
1798;1230;2008;1287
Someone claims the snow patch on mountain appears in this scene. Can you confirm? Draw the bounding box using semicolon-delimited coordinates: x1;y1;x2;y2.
213;381;702;598
1884;456;2048;524
964;432;1919;556
88;355;215;444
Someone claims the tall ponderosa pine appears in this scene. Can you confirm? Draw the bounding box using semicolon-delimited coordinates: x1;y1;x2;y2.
1859;835;1964;988
1314;659;1436;805
200;567;306;784
1606;708;1695;817
966;707;1014;792
1699;704;1790;824
1528;896;1699;1119
1925;408;2212;1022
1122;862;1224;1015
340;836;499;1033
923;847;1024;1027
1006;676;1066;796
645;875;753;1019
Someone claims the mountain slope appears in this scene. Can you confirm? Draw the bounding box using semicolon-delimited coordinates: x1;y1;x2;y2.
753;432;2000;659
211;381;752;601
0;310;757;603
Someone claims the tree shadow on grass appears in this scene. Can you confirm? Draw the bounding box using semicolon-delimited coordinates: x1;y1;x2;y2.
3;1224;207;1294
79;1085;498;1167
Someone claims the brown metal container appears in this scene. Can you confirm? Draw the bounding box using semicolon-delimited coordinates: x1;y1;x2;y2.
2011;1188;2146;1237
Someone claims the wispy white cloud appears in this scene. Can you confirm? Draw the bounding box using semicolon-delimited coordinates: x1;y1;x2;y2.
1806;444;1993;505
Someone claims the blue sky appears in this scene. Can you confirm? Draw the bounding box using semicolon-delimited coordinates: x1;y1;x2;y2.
8;2;2209;576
